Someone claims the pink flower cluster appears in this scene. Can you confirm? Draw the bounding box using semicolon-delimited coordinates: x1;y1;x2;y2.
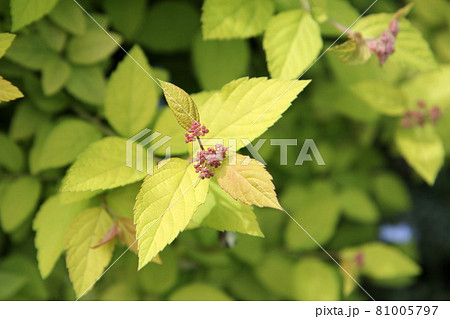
367;19;400;66
194;145;228;179
401;100;443;128
185;121;209;143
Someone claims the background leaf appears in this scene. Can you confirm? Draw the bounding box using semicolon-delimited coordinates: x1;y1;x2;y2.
61;137;146;192
202;0;274;40
10;0;59;31
33;195;93;278
105;45;158;137
0;176;41;233
65;207;115;298
263;10;323;79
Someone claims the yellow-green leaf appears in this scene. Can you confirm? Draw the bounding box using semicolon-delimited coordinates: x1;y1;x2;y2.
341;187;379;224
198;77;310;151
61;137;146;192
0;176;41;233
201;0;274;40
134;158;209;269
216;153;281;210
293;258;340;301
0;33;16;59
160;80;200;130
340;242;421;280
33;195;92;278
201;182;263;237
330;33;372;66
65;207;115;298
31;118;102;174
67;29;122;65
0;132;25;173
10;0;59;32
65;65;106;106
352;80;407;116
105;45;158;137
0;76;23;103
395;125;444;185
48;0;87;35
41;58;71;96
263;10;323;79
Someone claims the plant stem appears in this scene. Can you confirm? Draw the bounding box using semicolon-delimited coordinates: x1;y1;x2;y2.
300;0;311;12
196;136;205;151
71;104;116;137
327;18;354;36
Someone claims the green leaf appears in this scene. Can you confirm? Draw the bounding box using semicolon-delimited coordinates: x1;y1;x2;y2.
41;57;71;96
134;158;209;269
0;76;23;103
61;137;146;192
9;102;49;141
0;255;48;300
198;77;310;151
255;252;294;298
48;0;87;35
0;33;16;59
372;172;412;214
65;65;105;106
351;80;407;116
341;187;379;224
23;73;68;113
340;242;421;280
30;118;102;174
105;45;158;137
33;194;92;278
138;246;178;295
5;34;56;71
160;80;200;131
65;207;115;298
10;0;59;31
201;182;263;237
263;10;323;80
0;177;41;233
105;183;141;219
284;182;341;251
401;66;450;109
202;0;274;40
293;258;341;301
192;33;250;90
353;14;437;72
67;28;122;65
395;125;444;185
103;0;146;40
320;0;359;36
169;283;232;301
153;107;189;156
216;153;281;210
0;272;27;300
36;19;67;53
0;132;25;172
136;0;199;52
330;34;372;66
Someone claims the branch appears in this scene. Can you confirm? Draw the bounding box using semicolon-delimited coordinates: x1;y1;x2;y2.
71;104;116;137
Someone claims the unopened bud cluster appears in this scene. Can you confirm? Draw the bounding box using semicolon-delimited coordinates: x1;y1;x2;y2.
367;19;400;66
401;100;443;128
185;121;228;179
185;121;209;143
194;145;228;179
